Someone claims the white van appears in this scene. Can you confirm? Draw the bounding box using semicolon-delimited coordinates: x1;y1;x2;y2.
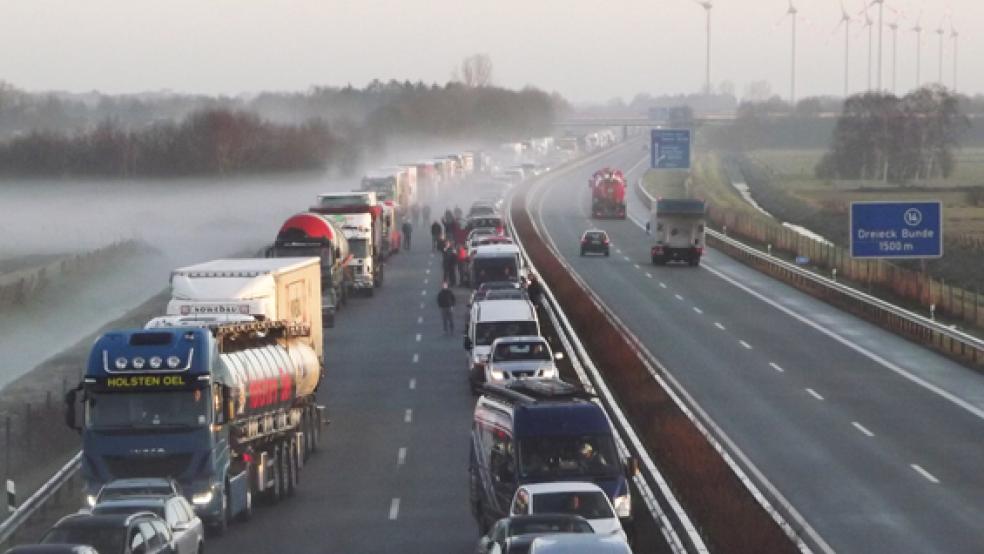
464;299;540;393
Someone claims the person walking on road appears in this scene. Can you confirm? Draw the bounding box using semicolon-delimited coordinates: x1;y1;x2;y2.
437;282;456;334
402;221;413;250
430;221;443;251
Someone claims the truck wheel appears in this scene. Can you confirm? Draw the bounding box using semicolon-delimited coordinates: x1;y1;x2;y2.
211;490;229;536
285;440;297;496
277;443;290;498
268;447;283;504
689;256;701;267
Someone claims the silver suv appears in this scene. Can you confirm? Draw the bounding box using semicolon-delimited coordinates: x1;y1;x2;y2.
486;336;562;384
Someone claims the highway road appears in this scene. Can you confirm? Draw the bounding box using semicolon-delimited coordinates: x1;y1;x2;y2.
528;141;984;553
206;200;478;553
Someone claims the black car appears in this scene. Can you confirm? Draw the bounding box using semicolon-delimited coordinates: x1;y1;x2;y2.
476;514;594;554
580;230;610;256
4;547;99;554
91;495;204;554
41;512;175;554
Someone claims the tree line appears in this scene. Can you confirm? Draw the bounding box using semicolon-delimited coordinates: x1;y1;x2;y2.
816;86;969;183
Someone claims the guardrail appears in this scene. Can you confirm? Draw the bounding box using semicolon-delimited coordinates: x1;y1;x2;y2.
505;168;706;553
0;452;81;549
635;179;984;368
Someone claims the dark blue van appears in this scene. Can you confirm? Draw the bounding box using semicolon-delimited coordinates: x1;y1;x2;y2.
469;380;636;533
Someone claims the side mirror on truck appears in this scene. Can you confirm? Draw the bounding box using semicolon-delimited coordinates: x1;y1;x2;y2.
64;386;81;433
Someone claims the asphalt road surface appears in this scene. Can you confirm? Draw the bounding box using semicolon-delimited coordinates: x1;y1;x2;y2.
528;141;984;553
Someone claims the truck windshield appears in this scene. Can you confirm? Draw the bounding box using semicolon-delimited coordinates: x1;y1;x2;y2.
518;435;619;479
317;196;368;208
472;257;518;286
87;390;208;430
475;321;538;346
349;238;369;258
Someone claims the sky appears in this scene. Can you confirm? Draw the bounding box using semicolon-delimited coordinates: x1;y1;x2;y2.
0;0;975;103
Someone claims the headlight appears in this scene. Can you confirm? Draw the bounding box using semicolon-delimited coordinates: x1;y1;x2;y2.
613;493;631;518
489;370;504;381
192;491;214;506
541;367;557;379
86;494;97;507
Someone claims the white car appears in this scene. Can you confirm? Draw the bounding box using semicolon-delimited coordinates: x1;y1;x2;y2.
486;336;562;384
510;482;626;542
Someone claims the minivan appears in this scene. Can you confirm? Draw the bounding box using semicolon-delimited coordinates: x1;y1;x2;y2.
469;380;637;534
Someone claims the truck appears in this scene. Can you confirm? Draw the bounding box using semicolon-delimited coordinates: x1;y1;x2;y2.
310;192;385;294
66;320;324;532
650;198;706;266
362;167;414;217
589;168;627;219
267;213;352;327
166;257;324;362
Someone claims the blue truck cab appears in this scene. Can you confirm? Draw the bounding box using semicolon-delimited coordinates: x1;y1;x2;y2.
66;327;248;530
469;380;636;534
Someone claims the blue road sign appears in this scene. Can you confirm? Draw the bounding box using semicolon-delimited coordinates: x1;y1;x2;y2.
650;129;691;169
850;201;943;259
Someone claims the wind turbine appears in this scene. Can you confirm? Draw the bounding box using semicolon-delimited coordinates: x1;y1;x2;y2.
951;24;958;92
888;19;899;94
860;2;874;90
694;0;713;95
936;23;945;85
785;0;798;103
872;0;885;90
833;2;852;97
910;15;923;87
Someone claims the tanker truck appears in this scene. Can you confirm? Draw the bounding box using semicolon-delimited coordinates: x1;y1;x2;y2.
589;168;627;219
65;320;324;532
267;213;353;327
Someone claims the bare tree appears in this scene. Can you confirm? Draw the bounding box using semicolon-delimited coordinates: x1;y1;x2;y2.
457;54;494;88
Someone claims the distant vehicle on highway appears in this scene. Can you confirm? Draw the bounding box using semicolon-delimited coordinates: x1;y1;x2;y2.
579;230;610;257
476;514;594;554
469;244;523;289
469;380;637;533
485;335;562;385
529;534;633;554
649;198;706;267
510;482;625;541
469;202;499;217
91;494;204;554
41;512;176;554
92;479;182;508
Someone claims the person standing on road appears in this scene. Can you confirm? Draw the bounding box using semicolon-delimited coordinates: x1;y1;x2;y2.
443;242;458;286
436;282;456;334
402;221;413;250
430;221;443;251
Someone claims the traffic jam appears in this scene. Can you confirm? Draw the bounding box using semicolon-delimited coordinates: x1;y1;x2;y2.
5;130;640;554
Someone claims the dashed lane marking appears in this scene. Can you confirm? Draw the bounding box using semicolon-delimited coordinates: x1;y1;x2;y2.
715;322;726;330
645;272;653;278
739;340;752;349
412;353;419;363
420;290;427;296
659;282;667;289
415;333;422;342
769;362;784;373
389;498;400;520
693;307;703;314
409;378;416;390
674;294;684;301
806;388;825;401
417;316;423;324
623;256;631;262
633;264;641;270
852;422;874;437
404;409;413;423
911;464;940;484
397;447;407;466
423;278;429;285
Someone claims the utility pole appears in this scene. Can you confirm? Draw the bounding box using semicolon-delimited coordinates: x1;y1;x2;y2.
889;22;898;94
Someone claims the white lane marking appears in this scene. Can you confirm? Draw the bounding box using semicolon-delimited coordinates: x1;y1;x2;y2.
417;316;423;324
423;278;429;285
715;322;726;330
852;421;874;437
693;307;703;314
419;302;425;309
404;409;413;423
389;498;401;520
615;248;622;254
769;362;785;373
911;464;940;484
425;269;430;275
397;447;407;466
415;333;421;342
633;264;641;270
674;294;684;301
739;340;752;349
645;272;653;278
409;378;416;390
659;282;667;289
420;290;427;296
701;263;984;423
806;388;824;401
412;353;419;363
623;256;631;262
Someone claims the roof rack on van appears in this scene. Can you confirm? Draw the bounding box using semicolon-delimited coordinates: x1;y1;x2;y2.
481;380;593;404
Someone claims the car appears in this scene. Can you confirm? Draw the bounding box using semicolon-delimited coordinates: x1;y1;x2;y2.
3;547;99;554
476;514;594;554
91;495;204;554
486;336;562;385
470;244;523;289
470;202;498;217
529;534;633;554
41;512;176;554
91;479;182;508
469;280;525;308
579;230;610;257
510;482;626;542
